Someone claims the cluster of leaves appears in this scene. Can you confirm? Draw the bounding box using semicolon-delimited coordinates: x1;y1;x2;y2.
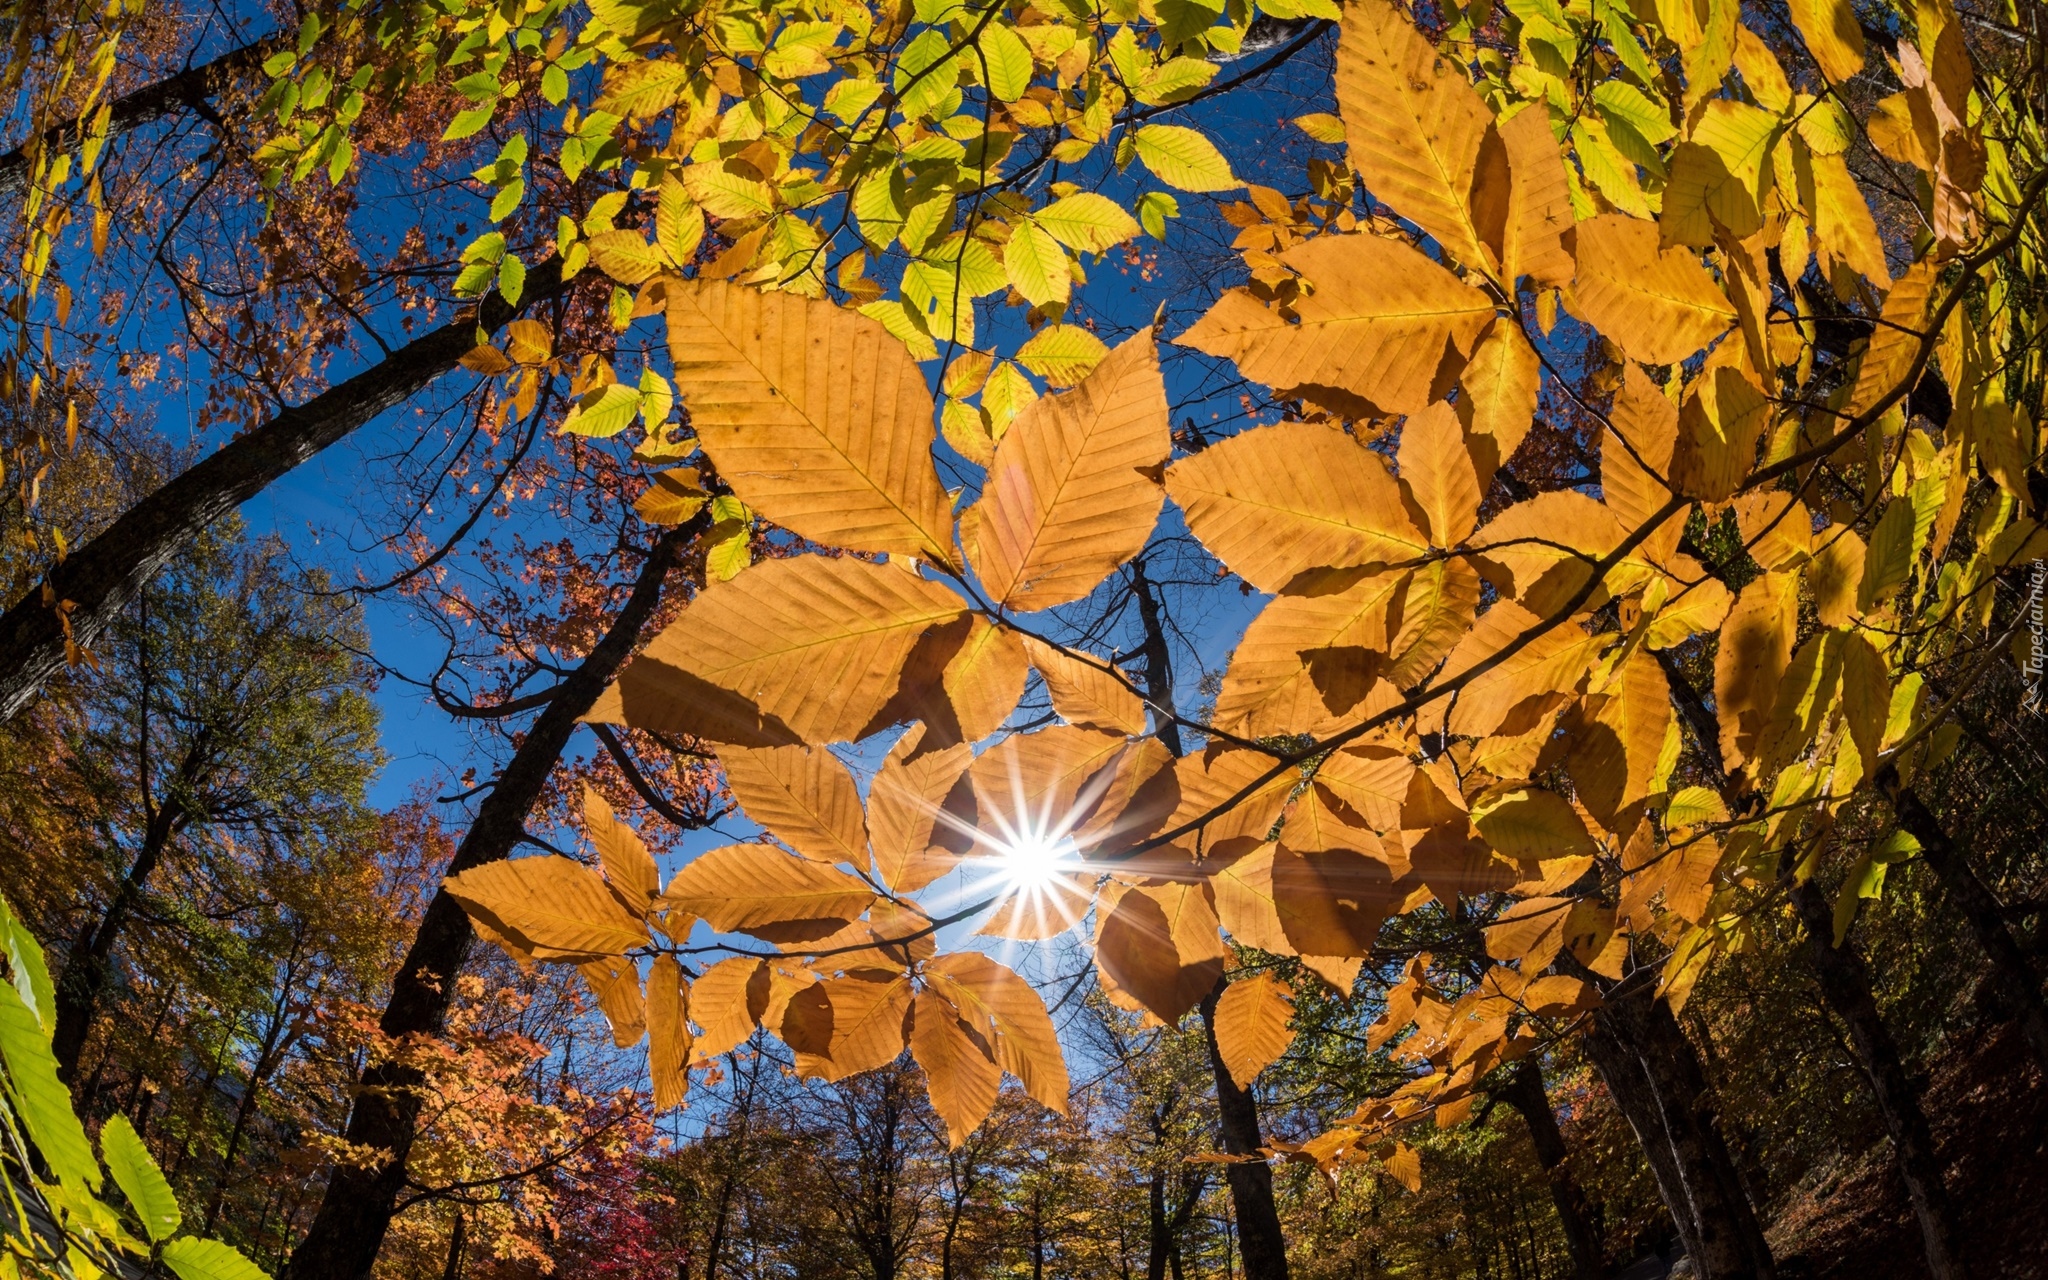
0;891;271;1280
426;0;2048;1195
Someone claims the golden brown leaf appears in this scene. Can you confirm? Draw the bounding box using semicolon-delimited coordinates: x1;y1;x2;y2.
446;856;652;961
717;744;869;865
927;951;1071;1114
1212;568;1405;738
1456;318;1542;470
688;956;769;1061
942;617;1030;740
1094;882;1225;1024
1166;422;1429;594
1715;570;1799;771
647;956;690;1110
1496;103;1577;289
1178;236;1494;418
665;280;954;559
584;786;662;911
783;972;912;1082
911;989;1003;1146
1022;636;1148;736
578;955;646;1048
1211;972;1297;1089
1569;214;1737;365
1398;402;1482;547
592;556;966;746
868;739;974;893
659;844;876;938
965;331;1171;609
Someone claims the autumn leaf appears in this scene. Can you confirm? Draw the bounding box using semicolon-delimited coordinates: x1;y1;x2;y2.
1212;971;1296;1089
665;280;954;560
659;844;875;940
1178;235;1494;419
1166;421;1429;594
446;856;651;961
646;955;689;1111
965;330;1170;610
717;744;869;865
926;952;1070;1114
1211;567;1406;738
1568;214;1738;366
1022;637;1147;736
592;555;966;746
911;989;1003;1146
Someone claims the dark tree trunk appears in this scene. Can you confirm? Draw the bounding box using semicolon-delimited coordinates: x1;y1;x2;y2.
1577;969;1774;1279
0;38;280;194
1882;769;2048;1072
1146;1172;1169;1280
1496;1059;1606;1280
283;518;698;1280
1789;879;1967;1279
1198;982;1290;1280
0;259;571;727
1130;560;1182;757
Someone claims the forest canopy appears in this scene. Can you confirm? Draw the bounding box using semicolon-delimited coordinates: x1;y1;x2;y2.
1;0;2045;1276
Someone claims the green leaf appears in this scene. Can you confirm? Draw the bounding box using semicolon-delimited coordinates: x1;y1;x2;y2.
102;1115;181;1242
0;895;55;1031
706;519;752;580
489;177;525;222
262;50;297;77
1663;786;1729;827
1592;79;1676;145
978;22;1035;102
1033;193;1139;253
497;253;526;306
0;981;99;1190
1137;190;1178;239
1133;124;1237;191
444;105;495;141
1014;324;1110;387
562;382;644;437
161;1237;271;1280
1002;222;1069;307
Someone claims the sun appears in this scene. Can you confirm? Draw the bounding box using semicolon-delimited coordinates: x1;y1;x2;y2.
991;824;1077;889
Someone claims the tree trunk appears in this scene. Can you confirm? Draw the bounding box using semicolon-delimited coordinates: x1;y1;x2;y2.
52;764;196;1078
283;518;699;1280
1146;1172;1169;1280
1789;879;1967;1279
1577;969;1774;1279
1882;769;2048;1072
1496;1059;1605;1280
0;258;571;727
0;38;280;195
1198;982;1289;1280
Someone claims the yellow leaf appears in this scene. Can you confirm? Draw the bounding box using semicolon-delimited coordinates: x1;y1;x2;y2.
1786;0;1863;83
1456;317;1542;469
1003;220;1070;307
461;344;511;375
1563;646;1670;824
1179;234;1494;418
632;466;707;525
717;744;869;864
965;330;1170;610
1807;149;1891;289
1430;600;1610;739
592;555;966;745
1470;490;1628;616
1292;112;1347;144
911;989;1002;1145
1714;570;1799;771
1334;0;1495;269
583;786;661;910
446;856;651;960
1602;366;1683;563
1022;637;1147;735
942;616;1031;741
780;972;912;1081
1386;558;1482;686
1671;365;1770;501
926;951;1071;1114
1471;787;1595;860
1095;881;1225;1023
867;737;973;893
1212;567;1407;738
1384;1141;1422;1192
1133;124;1238;191
1014;323;1111;388
1569;214;1737;366
1211;972;1296;1089
689;957;769;1061
1166;421;1429;594
1496;103;1577;288
666;279;954;559
589;229;666;284
1845;261;1935;419
1803;525;1862;627
505;318;553;364
1034;193;1140;253
646;955;689;1110
659;844;876;939
578;955;646;1048
969;725;1129;841
1398;401;1482;547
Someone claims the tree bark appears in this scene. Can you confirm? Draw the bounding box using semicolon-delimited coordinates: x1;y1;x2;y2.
1197;982;1289;1280
1496;1059;1605;1280
1881;768;2048;1072
0;258;571;727
0;38;280;195
1788;879;1966;1279
283;517;698;1280
1577;969;1774;1279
